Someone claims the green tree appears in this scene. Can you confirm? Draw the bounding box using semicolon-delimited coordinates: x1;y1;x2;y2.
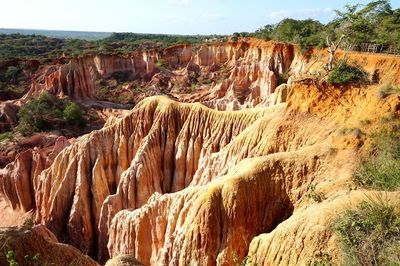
17;92;85;135
252;19;325;50
63;102;85;127
4;66;20;82
17;92;63;135
333;0;398;49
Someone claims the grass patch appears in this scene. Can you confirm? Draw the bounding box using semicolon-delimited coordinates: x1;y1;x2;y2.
155;59;167;70
378;83;400;99
0;131;14;142
307;252;333;266
327;60;368;85
334;195;400;265
355;124;400;191
306;184;325;203
96;82;134;104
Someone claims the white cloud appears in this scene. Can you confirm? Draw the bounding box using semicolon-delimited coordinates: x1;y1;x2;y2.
267;8;334;22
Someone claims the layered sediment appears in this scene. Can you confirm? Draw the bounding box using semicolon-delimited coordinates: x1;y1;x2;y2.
1;39;400;265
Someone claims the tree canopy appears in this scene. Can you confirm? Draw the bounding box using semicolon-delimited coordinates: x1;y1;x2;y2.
250;0;399;51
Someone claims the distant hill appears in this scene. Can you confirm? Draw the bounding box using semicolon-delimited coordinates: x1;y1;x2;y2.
0;28;112;40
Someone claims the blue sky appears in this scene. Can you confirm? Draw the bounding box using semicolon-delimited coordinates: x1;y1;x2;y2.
1;0;399;35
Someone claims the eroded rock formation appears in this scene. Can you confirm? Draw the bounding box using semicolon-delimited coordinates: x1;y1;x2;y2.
0;101;18;132
25;40;297;110
0;136;71;212
0;225;98;265
1;39;400;265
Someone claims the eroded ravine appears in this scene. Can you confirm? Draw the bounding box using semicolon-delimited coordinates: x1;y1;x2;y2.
1;39;400;265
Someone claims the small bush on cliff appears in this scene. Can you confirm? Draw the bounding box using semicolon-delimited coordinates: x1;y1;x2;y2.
0;132;14;143
306;184;325;203
155;59;167;70
378;83;400;99
17;92;63;135
63;102;85;127
6;250;17;266
307;252;333;266
334;195;400;265
327;60;368;85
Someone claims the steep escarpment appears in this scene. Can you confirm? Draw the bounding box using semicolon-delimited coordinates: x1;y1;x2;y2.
25;40;296;109
25;39;400;113
189;40;295;109
27;52;159;100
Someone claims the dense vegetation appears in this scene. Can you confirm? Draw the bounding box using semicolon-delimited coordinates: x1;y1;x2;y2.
237;0;399;52
249;19;325;50
0;34;99;60
0;32;222;61
332;0;400;49
17;92;85;136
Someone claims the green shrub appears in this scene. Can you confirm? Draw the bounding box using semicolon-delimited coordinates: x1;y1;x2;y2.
17;92;62;135
307;252;333;266
327;60;368;85
355;126;400;191
155;59;167;70
63;102;85;127
4;66;20;81
0;131;14;142
277;70;289;86
306;184;325;203
17;92;85;135
6;250;17;266
22;218;34;228
378;83;400;99
334;196;400;265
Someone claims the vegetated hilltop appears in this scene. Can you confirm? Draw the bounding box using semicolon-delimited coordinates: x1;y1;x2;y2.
0;1;400;265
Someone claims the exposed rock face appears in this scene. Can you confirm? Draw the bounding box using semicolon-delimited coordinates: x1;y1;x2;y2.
32;97;268;260
0;136;70;212
0;225;98;265
0;101;18;132
105;254;145;266
25;40;297;110
20;39;400;112
27;52;159;100
193;40;295;109
1;39;400;265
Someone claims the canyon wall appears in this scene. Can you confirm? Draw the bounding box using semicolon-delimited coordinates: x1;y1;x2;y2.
32;97;269;260
1;39;400;265
25;40;297;109
27;52;159;100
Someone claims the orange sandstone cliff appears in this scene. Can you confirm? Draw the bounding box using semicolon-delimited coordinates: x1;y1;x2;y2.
1;39;400;265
